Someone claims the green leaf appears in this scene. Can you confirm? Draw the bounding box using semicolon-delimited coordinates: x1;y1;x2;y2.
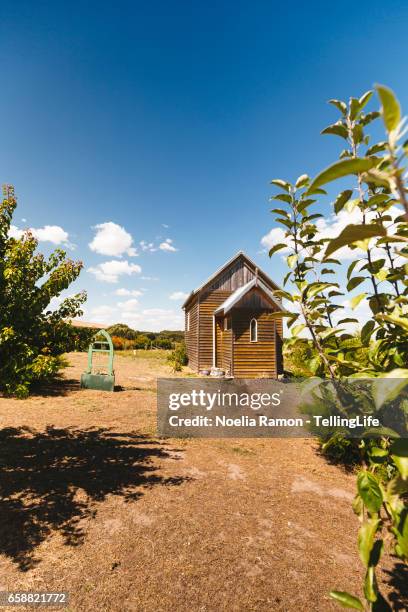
376;313;408;332
361;111;380;126
321;123;348;139
359;90;373;111
350;293;367;309
291;324;305;336
372;371;408;409
324;224;386;258
276;218;293;230
268;311;296;319
352;124;364;145
390;439;408;479
361;320;375;344
364;566;379;603
329;591;363;610
366;142;387;156
352;494;363;517
347;276;366;291
306;282;338;299
283;271;291;286
347;260;360;280
307;187;327;196
367;193;390;207
271;193;292;204
270;208;289;217
269;243;288;257
328;99;347;115
361;168;391;189
334;190;353;214
270;179;291;192
295;174;309;188
338;317;358;324
358;519;381;567
376;84;401;132
369;447;389;464
374;267;388;282
273;290;294;302
308;158;379;193
357;471;383;514
287;254;297;269
350;97;360;121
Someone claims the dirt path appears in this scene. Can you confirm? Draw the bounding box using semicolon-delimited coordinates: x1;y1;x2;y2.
0;353;404;611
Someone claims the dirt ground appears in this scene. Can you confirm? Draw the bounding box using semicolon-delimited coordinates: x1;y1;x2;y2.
0;352;405;611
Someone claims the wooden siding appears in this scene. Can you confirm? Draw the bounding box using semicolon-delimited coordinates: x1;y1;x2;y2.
237;287;276;310
184;256;283;376
182;252;279;311
198;290;231;370
185;298;199;371
207;258;255;292
215;317;233;374
232;309;280;378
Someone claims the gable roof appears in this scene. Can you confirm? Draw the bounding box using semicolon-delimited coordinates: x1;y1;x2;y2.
182;251;281;309
214;278;282;315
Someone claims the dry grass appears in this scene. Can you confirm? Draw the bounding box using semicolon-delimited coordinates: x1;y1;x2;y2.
0;352;405;611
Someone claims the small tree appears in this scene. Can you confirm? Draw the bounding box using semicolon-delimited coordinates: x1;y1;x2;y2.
267;86;408;610
0;186;87;397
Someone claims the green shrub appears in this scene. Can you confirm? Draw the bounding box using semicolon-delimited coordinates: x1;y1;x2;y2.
0;186;86;396
167;342;188;371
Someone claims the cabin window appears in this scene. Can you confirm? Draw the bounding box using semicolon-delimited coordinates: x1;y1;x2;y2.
186;311;190;332
250;318;258;342
224;316;231;331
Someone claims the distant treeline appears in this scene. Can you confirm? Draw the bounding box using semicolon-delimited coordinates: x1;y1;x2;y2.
106;323;184;350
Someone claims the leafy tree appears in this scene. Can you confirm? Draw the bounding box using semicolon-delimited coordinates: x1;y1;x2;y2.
268;86;408;610
0;186;87;397
106;323;138;340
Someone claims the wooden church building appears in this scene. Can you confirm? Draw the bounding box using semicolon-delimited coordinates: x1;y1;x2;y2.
182;252;283;378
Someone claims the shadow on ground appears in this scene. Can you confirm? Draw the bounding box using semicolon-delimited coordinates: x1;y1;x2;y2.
384;562;408;611
29;377;81;397
0;426;186;571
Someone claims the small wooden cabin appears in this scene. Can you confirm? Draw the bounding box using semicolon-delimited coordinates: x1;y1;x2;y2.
182;252;283;378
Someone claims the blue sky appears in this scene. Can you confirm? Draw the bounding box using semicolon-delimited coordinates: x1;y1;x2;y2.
1;1;408;330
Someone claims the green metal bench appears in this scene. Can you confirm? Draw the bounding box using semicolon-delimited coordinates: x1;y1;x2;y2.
80;329;115;391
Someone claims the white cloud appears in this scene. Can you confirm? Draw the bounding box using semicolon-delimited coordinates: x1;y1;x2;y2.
141;275;159;281
117;298;139;311
90;304;117;323
261;205;404;261
9;224;70;245
260;226;290;253
140;240;157;252
162;223;169;228
139;237;178;253
169;291;189;300
159;238;178;252
123;308;183;332
115;288;143;297
88;260;142;283
89;222;137;257
86;301;183;331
